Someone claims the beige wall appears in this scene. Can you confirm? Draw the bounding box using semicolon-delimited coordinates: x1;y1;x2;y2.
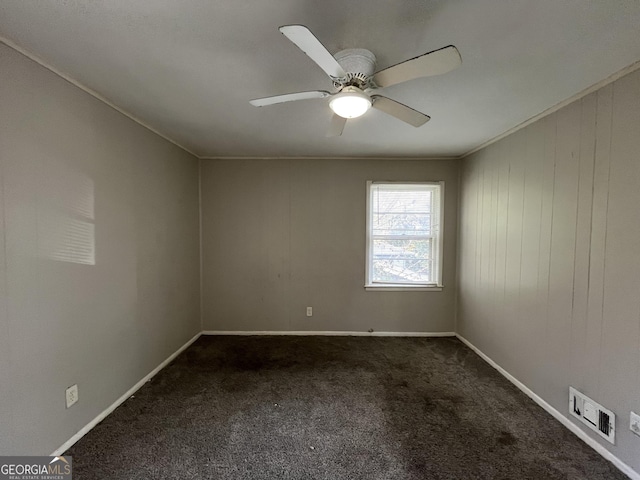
0;44;201;455
201;158;459;333
457;68;640;472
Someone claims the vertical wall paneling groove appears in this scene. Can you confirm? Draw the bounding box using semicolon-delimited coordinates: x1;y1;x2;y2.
287;161;294;331
548;101;581;409
506;133;526;374
539;113;558;400
518;120;544;385
198;158;204;331
458;68;640;474
569;94;597;393
585;84;613;400
495;146;510;360
0;147;14;454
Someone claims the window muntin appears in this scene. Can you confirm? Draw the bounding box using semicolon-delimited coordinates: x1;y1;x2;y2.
366;182;443;288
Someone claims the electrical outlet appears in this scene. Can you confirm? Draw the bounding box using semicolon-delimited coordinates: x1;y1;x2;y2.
66;384;78;409
306;307;313;317
631;412;640;437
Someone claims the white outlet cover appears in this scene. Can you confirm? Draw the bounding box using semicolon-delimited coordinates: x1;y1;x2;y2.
306;307;312;317
631;411;640;437
65;384;78;409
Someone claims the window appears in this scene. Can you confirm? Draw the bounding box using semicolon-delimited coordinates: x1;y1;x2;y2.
366;182;443;290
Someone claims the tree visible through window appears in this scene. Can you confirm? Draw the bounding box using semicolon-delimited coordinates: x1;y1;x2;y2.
366;182;443;287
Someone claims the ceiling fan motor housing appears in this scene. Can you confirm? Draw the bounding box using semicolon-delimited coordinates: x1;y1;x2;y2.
333;48;377;88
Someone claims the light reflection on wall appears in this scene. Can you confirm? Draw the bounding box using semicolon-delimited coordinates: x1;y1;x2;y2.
37;163;95;265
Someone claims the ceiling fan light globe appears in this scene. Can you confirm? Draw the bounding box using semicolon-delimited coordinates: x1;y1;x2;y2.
329;90;372;119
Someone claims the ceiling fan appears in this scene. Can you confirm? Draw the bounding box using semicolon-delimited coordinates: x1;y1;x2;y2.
250;25;462;136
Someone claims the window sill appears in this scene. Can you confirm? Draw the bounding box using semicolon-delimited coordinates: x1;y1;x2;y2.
365;285;443;292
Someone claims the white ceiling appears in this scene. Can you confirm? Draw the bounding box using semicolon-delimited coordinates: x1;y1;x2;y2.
1;1;640;159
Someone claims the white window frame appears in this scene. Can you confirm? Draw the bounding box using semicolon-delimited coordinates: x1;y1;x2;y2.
365;181;444;291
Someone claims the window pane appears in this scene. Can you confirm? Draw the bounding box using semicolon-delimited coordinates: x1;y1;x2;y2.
372;187;432;214
372;238;431;260
372;259;432;283
372;213;431;236
372;238;432;283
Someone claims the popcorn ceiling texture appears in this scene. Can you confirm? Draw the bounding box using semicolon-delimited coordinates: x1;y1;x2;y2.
66;336;626;479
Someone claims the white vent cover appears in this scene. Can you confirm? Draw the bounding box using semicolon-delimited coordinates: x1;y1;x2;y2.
569;387;615;444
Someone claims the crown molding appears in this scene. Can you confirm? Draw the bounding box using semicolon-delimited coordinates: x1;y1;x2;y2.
199;155;460;161
460;59;640;159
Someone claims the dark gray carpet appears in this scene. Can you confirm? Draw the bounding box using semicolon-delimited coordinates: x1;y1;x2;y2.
66;336;626;479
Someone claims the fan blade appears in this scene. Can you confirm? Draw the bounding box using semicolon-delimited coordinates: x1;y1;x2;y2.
371;96;430;127
279;25;346;80
372;45;461;88
326;114;347;137
250;90;331;107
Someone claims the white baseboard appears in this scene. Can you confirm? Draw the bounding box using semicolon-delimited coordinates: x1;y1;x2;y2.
202;330;456;337
51;332;202;456
456;334;639;480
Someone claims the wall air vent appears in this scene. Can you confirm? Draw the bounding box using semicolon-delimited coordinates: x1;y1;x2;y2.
569;387;615;444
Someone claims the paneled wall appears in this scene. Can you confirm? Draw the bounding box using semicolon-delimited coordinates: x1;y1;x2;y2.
457;68;640;472
0;44;201;455
201;158;459;333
